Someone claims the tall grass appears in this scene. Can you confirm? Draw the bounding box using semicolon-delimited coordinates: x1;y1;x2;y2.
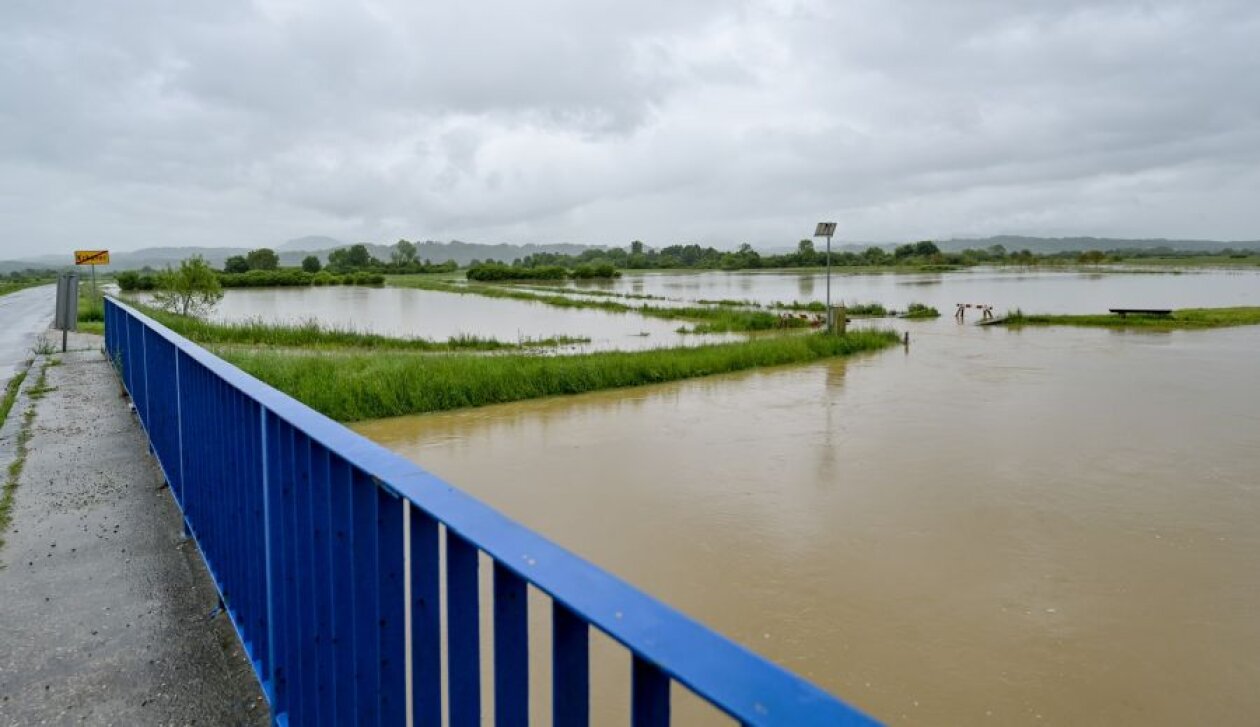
221;330;901;421
902;302;940;318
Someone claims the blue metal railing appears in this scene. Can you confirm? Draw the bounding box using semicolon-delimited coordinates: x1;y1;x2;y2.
104;297;876;726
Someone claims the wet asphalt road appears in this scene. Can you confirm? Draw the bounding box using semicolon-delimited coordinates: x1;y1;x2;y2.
0;284;54;386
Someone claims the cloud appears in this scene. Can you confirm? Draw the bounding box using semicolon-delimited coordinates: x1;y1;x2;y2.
1;0;1257;257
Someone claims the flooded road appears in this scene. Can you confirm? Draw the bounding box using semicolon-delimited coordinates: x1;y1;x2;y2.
355;311;1260;723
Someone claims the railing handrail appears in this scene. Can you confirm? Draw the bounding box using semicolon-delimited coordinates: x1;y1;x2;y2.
105;297;876;725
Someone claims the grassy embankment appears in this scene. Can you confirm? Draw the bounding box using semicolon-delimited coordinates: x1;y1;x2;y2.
1000;307;1260;330
221;330;901;421
0;279;54;298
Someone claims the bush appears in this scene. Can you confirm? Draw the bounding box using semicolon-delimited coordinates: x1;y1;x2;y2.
845;302;888;316
116;270;159;291
218;269;314;287
571;263;620;279
903;302;940;318
467;263;567;281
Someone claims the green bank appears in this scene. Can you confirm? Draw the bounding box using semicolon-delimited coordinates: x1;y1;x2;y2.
219;330;901;421
1000;307;1260;330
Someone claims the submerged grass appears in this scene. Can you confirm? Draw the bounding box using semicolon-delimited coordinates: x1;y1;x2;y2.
220;330;901;421
386;275;804;332
1000;306;1260;330
116;302;534;351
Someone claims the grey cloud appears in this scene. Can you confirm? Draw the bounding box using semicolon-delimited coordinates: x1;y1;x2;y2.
1;0;1258;258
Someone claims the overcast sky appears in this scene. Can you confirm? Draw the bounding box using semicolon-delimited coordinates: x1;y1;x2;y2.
2;0;1258;258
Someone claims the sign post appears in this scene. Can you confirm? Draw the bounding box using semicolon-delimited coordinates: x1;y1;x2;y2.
813;223;837;332
54;273;80;353
74;249;110;300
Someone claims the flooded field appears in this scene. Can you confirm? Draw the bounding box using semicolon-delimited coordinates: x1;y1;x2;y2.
565;266;1260;315
349;269;1260;724
207;285;738;351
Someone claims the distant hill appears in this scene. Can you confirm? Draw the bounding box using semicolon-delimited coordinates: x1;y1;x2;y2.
0;246;254;274
0;239;597;273
277;235;344;252
753;236;1260;256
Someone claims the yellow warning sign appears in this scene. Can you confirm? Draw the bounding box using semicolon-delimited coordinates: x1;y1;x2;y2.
74;250;110;265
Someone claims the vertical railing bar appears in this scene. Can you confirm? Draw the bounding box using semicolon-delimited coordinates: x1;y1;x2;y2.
552;602;590;727
493;563;529;725
410;506;441;727
446;531;481;727
141;323;150;428
377;488;406;726
295;432;319;726
329;456;356;727
351;470;380;726
260;406;278;704
311;445;335;723
631;657;671;727
284;425;308;727
173;348;185;504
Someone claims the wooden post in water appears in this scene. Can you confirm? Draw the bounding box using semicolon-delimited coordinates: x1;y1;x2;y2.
828;305;847;335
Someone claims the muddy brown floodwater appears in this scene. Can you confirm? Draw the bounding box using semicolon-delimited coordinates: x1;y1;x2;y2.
355;315;1260;725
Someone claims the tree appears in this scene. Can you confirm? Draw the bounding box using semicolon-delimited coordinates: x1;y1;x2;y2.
153;256;223;317
246;248;279;270
346;244;373;268
863;246;889;264
302;255;322;273
223;255;249;273
797;239;817;265
391;239;417;267
913;240;940;257
327;248;349;271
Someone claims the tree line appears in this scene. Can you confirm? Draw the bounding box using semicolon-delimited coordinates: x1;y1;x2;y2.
222;240;457;276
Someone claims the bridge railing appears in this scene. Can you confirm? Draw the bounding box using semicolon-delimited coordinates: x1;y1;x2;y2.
104;297;875;726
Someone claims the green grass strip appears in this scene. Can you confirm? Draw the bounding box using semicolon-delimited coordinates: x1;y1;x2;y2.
1000;307;1260;330
0;369;29;432
0;279;54;298
0;362;45;551
220;330;901;421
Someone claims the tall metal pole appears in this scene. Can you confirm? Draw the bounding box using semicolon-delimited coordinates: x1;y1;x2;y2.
825;233;832;328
